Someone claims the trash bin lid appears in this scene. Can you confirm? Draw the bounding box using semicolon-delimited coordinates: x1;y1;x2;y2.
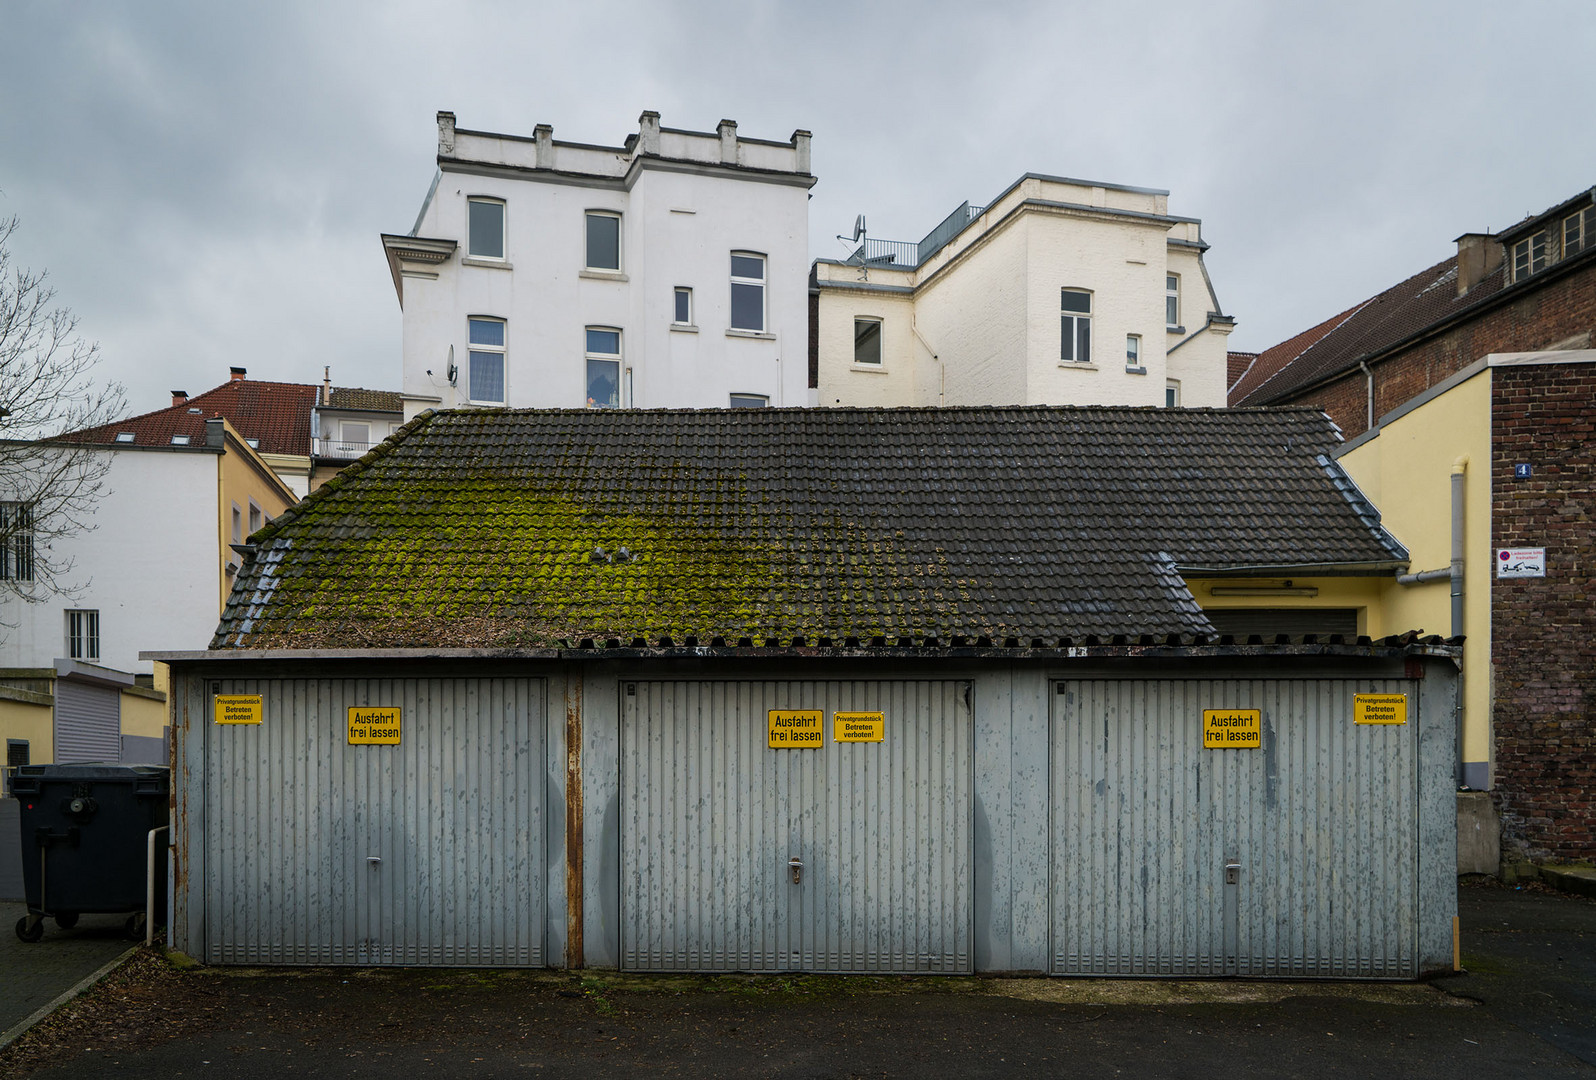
14;763;170;783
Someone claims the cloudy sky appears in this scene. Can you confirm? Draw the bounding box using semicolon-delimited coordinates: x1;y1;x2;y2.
2;0;1592;416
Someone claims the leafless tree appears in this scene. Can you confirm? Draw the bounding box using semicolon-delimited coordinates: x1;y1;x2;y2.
0;213;127;610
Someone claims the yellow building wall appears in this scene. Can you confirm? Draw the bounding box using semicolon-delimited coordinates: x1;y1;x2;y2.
215;420;299;610
121;688;169;742
0;696;54;764
1340;370;1493;775
1187;576;1388;636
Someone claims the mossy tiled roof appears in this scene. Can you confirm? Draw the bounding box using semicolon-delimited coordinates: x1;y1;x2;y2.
213;406;1407;650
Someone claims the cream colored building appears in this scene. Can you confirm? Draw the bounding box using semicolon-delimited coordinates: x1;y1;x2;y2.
812;174;1235;408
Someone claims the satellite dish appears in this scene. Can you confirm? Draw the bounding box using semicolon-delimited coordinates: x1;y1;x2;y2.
852;214;867;241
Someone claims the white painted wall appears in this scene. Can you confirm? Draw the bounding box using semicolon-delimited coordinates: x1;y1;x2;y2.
0;447;219;674
396;115;812;417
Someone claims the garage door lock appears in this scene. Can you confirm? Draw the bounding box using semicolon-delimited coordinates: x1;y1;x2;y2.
1224;861;1241;885
788;856;803;884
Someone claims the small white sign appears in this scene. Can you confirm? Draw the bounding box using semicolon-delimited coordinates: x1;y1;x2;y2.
1496;548;1546;578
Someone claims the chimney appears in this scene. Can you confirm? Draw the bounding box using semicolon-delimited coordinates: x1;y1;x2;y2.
323;365;332;407
534;123;553;168
171;390;188;407
637;110;661;156
791;129;812;175
437;110;457;157
229;366;246;382
1456;233;1503;295
717;119;738;164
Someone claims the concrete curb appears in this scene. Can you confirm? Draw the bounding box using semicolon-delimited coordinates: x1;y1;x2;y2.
0;946;137;1053
1540;865;1596;899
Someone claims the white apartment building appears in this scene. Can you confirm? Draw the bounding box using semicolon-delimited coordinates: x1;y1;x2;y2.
383;111;816;418
811;175;1235;408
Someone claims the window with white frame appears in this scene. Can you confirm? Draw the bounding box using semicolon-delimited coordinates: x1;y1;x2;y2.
674;287;693;325
114;431;135;443
586;328;622;409
248;500;262;535
854;318;882;365
1563;207;1595;260
585;212;621;271
729;393;768;408
339;421;370;454
468;317;507;403
1060;290;1092;363
0;503;34;582
231;503;242;544
1166;274;1180;329
730;253;766;332
1166;380;1181;407
467;197;505;260
1512;232;1548;282
1126;334;1142;370
65;610;99;661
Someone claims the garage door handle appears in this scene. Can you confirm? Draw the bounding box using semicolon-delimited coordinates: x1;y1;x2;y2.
366;856;382;867
788;856;803;884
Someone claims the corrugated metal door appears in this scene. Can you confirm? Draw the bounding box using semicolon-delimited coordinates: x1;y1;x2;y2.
204;678;544;966
622;679;972;973
54;680;120;763
1051;678;1419;978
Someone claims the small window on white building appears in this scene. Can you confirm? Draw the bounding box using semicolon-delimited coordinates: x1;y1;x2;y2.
339;421;370;454
467;198;505;260
0;503;34;583
468;317;507;404
1512;232;1548;282
1166;274;1180;329
1060;290;1092;363
66;610;99;661
730;253;766;332
729;393;768;408
674;287;693;325
854;318;882;365
586;212;621;271
586;328;622;409
1126;334;1142;370
1166;379;1181;407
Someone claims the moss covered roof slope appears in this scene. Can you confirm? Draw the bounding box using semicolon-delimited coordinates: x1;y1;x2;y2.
212;406;1409;650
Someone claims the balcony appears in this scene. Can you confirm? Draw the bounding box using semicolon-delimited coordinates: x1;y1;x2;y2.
313;437;379;461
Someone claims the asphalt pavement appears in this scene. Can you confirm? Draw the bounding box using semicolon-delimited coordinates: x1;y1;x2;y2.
0;879;1590;1079
0;902;133;1042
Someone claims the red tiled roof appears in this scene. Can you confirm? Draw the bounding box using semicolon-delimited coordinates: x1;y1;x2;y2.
74;379;320;455
1226;351;1258;390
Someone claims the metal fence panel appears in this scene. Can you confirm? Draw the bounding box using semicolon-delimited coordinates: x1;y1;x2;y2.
203;677;544;966
621;679;972;973
1051;678;1418;978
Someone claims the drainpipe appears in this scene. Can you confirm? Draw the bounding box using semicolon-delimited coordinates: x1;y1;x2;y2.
1358;360;1375;433
911;313;942;406
1396;455;1467;784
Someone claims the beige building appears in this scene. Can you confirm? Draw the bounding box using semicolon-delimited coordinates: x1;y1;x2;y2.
811;174;1235;408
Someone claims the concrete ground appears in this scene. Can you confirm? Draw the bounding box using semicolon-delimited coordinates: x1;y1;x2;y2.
0;880;1591;1079
0;902;133;1041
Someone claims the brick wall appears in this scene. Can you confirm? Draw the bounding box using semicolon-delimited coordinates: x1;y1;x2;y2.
1491;363;1596;860
1279;259;1596;439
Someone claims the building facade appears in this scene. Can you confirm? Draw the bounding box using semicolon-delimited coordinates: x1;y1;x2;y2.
383;112;816;418
811;175;1235;408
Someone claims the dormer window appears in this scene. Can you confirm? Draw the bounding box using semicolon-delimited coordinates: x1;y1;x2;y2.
1564;206;1595;259
115;432;135;443
171;434;191;445
1511;231;1548;282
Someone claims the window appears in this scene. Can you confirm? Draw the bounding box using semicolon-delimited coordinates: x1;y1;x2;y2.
1166;274;1180;329
248;501;262;535
854;318;882;365
1563;207;1595;259
729;394;768;408
1126;334;1142;370
1060;289;1092;363
1166;380;1181;407
0;503;34;582
468;317;506;403
231;504;242;544
339;421;370;454
170;434;190;445
586;328;622;409
114;431;135;443
5;739;27;795
585;212;621;271
730;253;766;332
674;287;693;325
467;198;505;260
66;610;99;661
1512;232;1548;282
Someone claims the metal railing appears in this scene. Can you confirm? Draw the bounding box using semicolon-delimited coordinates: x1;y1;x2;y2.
313;437;379;460
843;203;987;270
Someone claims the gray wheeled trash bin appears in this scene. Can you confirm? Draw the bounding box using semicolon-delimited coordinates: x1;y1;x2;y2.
11;763;170;942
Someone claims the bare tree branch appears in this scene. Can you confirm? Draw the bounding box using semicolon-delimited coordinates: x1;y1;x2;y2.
0;214;128;614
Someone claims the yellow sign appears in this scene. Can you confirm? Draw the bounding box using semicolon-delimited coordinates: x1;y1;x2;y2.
348;706;402;745
1204;709;1261;748
768;710;823;748
1355;694;1408;725
834;712;884;742
214;695;262;725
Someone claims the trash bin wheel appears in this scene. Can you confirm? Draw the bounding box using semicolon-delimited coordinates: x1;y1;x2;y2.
54;913;79;930
124;912;146;941
15;916;44;943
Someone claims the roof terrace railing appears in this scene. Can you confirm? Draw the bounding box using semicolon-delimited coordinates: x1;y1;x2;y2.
313;437;379;460
843;203;986;270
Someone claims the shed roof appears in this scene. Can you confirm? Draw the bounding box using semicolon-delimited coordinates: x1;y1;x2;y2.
213;406;1408;650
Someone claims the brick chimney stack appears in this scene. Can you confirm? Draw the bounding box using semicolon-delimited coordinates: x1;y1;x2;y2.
171;390;188;407
229;367;247;382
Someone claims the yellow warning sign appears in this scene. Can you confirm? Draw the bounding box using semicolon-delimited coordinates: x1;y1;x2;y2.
1355;694;1408;725
834;712;884;742
768;710;823;748
348;706;402;745
214;695;262;725
1204;709;1261;748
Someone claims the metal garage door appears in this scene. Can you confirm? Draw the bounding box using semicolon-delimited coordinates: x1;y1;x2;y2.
55;679;120;763
204;677;545;966
1051;678;1419;978
622;679;972;973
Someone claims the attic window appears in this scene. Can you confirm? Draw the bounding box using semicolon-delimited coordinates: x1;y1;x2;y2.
1511;231;1548;282
1564;206;1595;259
246;438;260;449
170;434;191;445
187;407;203;415
114;432;135;443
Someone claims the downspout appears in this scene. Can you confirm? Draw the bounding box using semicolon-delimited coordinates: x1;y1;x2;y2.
911;313;942;406
1397;455;1468;784
1358;360;1375;432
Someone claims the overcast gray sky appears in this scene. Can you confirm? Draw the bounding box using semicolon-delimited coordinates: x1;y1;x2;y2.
3;0;1592;416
